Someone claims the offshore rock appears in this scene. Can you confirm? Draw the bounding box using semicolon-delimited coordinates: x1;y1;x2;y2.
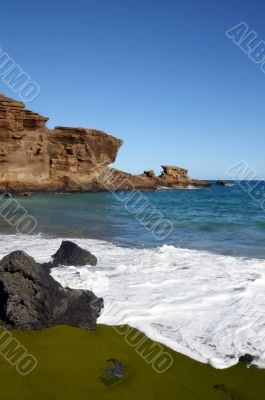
216;180;228;186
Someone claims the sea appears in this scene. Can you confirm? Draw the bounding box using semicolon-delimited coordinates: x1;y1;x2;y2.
0;181;265;369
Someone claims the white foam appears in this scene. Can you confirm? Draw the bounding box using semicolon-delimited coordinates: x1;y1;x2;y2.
186;185;202;189
0;234;265;369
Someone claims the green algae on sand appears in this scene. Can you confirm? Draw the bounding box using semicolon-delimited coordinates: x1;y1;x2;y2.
0;324;264;400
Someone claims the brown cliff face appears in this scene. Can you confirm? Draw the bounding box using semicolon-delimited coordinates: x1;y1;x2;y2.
0;94;209;192
0;94;123;191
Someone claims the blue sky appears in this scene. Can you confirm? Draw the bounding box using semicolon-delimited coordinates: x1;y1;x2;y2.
1;0;265;179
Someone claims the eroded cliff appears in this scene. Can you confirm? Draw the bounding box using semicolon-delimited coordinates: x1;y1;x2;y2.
0;94;209;191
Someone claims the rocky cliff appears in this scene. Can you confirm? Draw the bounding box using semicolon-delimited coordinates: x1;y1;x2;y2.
0;94;209;191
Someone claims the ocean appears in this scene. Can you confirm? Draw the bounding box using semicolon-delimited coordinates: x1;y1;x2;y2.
0;182;265;369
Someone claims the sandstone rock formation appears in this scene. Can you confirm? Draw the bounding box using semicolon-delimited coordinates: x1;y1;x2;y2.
0;93;209;191
0;250;103;330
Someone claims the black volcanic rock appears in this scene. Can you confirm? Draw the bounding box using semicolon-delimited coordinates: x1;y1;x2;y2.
100;359;127;386
0;250;103;330
52;241;97;267
216;180;228;186
239;354;254;364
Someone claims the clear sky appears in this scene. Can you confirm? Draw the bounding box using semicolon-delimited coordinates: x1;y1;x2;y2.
0;0;265;179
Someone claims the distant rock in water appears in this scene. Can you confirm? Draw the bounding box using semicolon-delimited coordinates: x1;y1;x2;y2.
216;180;228;186
52;240;97;266
0;250;103;330
0;93;209;191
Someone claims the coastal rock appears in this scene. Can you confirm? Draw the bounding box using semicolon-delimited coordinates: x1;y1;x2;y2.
239;354;254;364
0;250;103;329
52;240;97;266
97;166;211;191
159;165;194;188
160;165;188;180
216;180;228;186
0;94;123;192
0;93;209;191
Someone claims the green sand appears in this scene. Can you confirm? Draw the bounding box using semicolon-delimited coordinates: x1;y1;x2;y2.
0;325;264;400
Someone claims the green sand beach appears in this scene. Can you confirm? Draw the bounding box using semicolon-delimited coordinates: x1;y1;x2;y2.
1;0;265;398
0;325;264;400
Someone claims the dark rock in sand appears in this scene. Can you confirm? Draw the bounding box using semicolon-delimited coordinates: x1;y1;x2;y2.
100;359;127;386
213;384;241;399
239;354;254;364
0;250;103;330
52;240;97;267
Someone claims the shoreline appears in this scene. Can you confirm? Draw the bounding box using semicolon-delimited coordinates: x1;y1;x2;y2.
1;184;212;196
0;233;265;369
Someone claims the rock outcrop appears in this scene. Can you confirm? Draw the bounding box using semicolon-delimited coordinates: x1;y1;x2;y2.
52;240;97;267
92;166;210;191
0;93;209;191
0;250;103;330
0;94;123;192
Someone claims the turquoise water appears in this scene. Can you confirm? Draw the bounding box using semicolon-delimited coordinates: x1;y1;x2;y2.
1;182;265;258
